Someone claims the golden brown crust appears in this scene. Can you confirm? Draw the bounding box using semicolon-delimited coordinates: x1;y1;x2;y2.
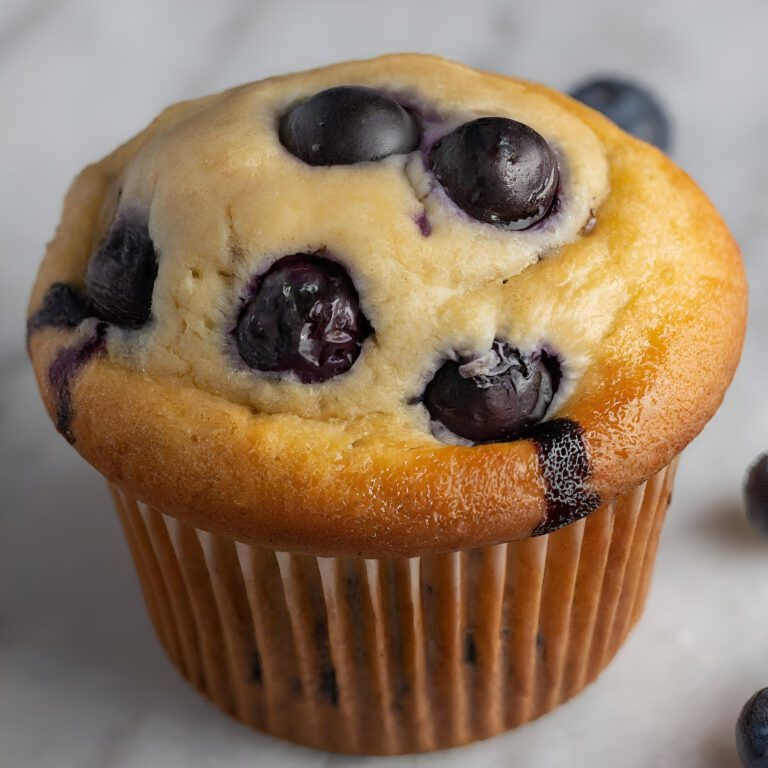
27;55;747;556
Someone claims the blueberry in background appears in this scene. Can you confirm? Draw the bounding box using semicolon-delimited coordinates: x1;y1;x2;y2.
737;688;768;767
744;453;768;534
570;77;671;152
279;85;420;166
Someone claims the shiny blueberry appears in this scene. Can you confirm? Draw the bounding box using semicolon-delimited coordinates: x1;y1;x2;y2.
235;254;370;383
84;213;158;328
428;117;559;230
570;77;670;151
278;85;420;166
737;688;768;768
423;341;560;443
745;454;768;534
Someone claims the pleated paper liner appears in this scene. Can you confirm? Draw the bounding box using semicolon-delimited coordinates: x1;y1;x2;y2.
109;457;677;755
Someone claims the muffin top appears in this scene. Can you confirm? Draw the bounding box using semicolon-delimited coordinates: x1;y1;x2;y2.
27;54;746;556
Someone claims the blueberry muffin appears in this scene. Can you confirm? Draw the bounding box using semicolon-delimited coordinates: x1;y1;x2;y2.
27;55;747;754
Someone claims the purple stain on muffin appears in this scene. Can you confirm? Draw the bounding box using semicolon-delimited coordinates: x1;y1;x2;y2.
48;323;108;443
529;419;601;535
414;209;432;236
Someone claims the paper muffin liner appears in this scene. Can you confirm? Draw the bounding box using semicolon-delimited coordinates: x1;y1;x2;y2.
109;457;678;755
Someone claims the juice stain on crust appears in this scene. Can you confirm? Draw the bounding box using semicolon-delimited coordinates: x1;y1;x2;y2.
529;418;601;535
48;323;108;443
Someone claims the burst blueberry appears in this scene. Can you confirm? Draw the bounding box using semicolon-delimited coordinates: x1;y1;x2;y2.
278;85;420;166
737;688;768;767
570;77;670;151
27;282;93;334
745;454;768;534
423;341;560;442
428;117;559;230
84;213;158;328
235;254;370;383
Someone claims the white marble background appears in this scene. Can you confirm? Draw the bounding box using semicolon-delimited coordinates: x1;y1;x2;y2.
2;1;767;766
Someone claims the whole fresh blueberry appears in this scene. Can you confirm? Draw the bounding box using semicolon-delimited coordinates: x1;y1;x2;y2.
737;688;768;767
278;85;420;166
84;213;158;328
745;454;768;534
570;77;670;152
235;254;371;383
428;117;559;230
423;341;560;443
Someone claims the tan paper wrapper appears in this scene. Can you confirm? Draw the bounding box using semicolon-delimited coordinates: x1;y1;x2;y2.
109;458;677;755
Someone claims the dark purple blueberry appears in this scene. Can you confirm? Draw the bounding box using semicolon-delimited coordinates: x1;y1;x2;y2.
27;282;93;334
423;341;560;443
737;688;768;768
84;213;158;328
570;77;670;151
745;454;768;534
278;85;419;166
428;117;559;230
235;254;370;383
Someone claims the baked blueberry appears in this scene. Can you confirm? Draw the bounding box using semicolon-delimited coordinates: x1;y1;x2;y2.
236;254;370;383
570;77;670;151
279;85;420;166
737;688;768;767
745;454;768;534
424;341;560;442
84;213;158;328
27;282;93;334
428;117;559;230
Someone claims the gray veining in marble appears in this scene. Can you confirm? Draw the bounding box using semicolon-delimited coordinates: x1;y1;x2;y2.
2;0;767;765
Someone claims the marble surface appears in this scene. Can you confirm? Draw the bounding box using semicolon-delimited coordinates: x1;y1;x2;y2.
2;0;768;765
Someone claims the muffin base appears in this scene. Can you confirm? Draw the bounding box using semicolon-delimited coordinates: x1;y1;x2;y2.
109;458;677;755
